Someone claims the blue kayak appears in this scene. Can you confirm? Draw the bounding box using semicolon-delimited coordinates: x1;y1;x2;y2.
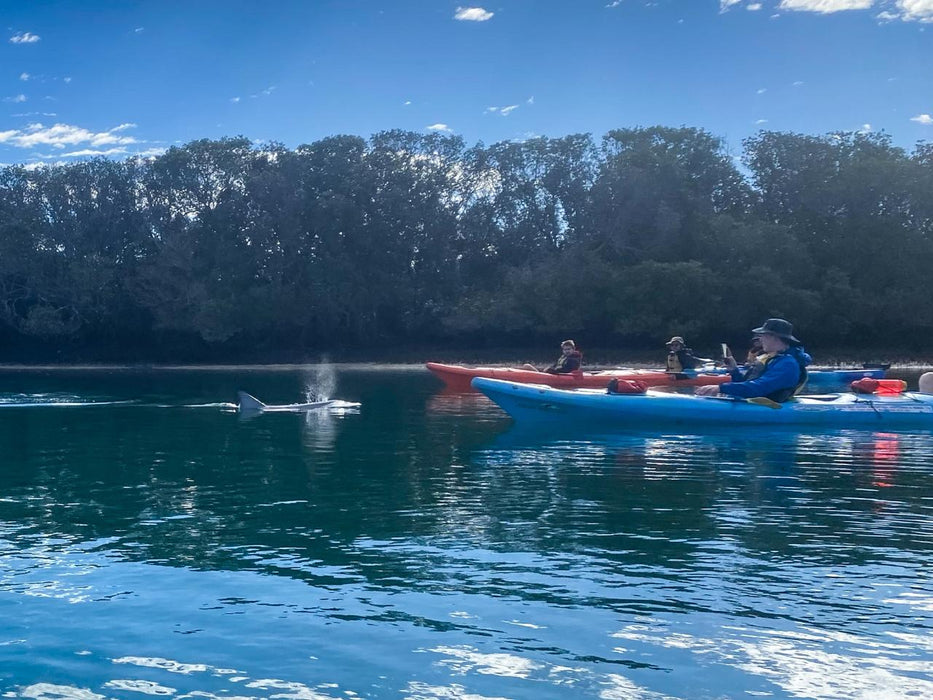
472;377;933;429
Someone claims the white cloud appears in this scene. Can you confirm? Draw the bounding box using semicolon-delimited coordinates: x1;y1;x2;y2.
911;113;933;124
793;80;805;86
606;0;623;7
755;118;769;124
11;112;56;117
4;94;27;103
0;122;139;149
426;123;452;132
131;148;167;159
778;0;873;13
757;88;768;94
10;31;40;44
720;0;743;10
230;96;241;103
134;27;144;33
249;86;276;98
895;0;933;22
454;7;494;21
748;2;763;8
859;122;873;132
63;77;72;84
56;148;130;158
403;100;411;106
19;72;30;81
484;105;519;116
527;96;535;105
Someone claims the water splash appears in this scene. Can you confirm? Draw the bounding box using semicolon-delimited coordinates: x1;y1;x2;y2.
303;359;336;401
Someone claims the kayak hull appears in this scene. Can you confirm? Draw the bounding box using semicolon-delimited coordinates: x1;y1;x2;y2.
472;377;933;429
428;362;884;392
427;362;729;390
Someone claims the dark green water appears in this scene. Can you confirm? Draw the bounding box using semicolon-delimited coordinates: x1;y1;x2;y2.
1;367;932;699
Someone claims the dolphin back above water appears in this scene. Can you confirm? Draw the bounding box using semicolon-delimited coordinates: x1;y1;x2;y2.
237;391;358;413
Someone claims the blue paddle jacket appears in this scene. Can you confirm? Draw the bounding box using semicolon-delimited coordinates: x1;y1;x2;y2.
720;346;813;402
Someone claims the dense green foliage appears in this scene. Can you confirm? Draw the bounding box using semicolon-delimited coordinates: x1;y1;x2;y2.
0;127;930;360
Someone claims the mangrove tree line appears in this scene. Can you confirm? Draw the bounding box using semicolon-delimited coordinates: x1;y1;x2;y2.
0;126;930;360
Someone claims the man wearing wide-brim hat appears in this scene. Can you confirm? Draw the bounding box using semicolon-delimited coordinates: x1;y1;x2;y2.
696;318;812;403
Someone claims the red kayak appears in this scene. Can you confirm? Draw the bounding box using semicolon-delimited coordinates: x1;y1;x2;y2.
425;362;729;391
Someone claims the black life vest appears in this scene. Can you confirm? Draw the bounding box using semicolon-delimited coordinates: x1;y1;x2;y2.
547;350;583;374
666;348;697;373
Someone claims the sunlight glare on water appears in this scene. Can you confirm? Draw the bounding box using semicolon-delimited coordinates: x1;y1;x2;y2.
0;367;931;698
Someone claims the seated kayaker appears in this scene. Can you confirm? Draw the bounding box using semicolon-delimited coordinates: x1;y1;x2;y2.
696;318;812;403
523;339;582;374
744;336;763;365
665;336;702;372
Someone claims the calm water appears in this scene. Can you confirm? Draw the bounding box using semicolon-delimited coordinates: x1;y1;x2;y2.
0;366;932;699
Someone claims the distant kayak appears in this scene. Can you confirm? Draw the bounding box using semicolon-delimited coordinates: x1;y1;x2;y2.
427;362;729;391
472;377;933;429
427;362;884;392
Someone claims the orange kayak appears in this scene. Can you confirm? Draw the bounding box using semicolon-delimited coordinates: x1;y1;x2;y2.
425;362;729;391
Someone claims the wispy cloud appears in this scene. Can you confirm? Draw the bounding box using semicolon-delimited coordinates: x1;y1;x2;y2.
527;96;535;105
0;122;139;149
4;94;27;103
748;2;763;8
249;86;276;99
426;123;452;132
606;1;623;7
485;105;520;116
11;112;56;117
56;147;131;158
755;118;769;124
454;7;494;21
792;80;805;86
778;0;873;13
230;96;241;103
9;31;40;44
911;113;933;124
757;88;767;94
19;72;30;81
134;27;144;33
720;0;743;11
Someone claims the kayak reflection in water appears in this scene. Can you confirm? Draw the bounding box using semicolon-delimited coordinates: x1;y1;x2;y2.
522;339;583;374
696;318;812;403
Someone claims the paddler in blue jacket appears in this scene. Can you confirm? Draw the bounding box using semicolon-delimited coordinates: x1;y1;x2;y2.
696;318;812;403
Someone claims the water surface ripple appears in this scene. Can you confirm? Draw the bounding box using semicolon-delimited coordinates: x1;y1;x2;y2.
0;368;931;698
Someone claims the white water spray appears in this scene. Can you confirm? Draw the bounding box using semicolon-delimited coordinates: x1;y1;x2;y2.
304;358;337;401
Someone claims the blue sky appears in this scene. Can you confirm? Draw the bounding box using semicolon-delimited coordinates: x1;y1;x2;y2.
0;0;931;165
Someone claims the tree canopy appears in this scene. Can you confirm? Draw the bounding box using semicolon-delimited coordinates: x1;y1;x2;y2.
0;127;929;360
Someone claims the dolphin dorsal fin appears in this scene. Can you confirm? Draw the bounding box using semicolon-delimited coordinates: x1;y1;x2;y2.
237;391;266;411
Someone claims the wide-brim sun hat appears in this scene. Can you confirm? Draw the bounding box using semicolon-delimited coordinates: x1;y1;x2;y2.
752;318;800;344
665;336;686;346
